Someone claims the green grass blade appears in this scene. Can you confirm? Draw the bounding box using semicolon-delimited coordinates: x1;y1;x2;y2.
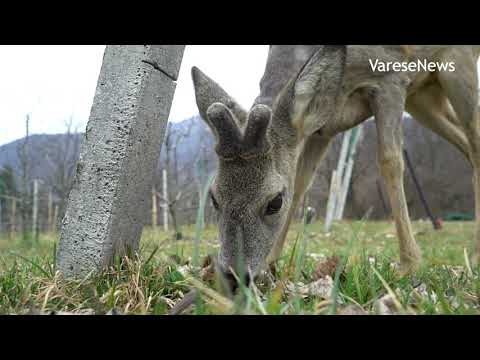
8;251;51;279
193;173;215;271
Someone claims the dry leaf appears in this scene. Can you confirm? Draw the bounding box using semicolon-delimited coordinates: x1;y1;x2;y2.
308;276;334;298
200;264;216;283
177;265;192;276
201;254;213;268
168;254;182;265
373;294;397;315
312;255;340;281
199;254;218;283
373;290;407;315
286;276;334;300
338;304;368;315
25;308;96;315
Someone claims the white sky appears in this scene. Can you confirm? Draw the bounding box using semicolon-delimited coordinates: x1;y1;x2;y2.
0;45;270;146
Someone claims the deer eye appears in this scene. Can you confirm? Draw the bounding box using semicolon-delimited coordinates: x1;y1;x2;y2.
265;193;283;216
210;192;219;211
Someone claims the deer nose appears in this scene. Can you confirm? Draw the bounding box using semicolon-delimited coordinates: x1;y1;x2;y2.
221;269;251;292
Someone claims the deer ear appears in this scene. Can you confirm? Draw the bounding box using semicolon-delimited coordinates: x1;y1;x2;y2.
292;46;346;137
191;67;248;129
274;46;346;140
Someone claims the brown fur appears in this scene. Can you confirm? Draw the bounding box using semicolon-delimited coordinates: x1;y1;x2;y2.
400;45;414;60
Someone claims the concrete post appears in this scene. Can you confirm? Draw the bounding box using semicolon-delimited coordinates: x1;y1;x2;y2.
56;45;185;278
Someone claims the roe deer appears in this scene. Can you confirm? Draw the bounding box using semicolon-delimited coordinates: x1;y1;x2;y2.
191;45;480;283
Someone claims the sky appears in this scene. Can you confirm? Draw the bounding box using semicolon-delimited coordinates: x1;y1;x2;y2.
0;45;270;146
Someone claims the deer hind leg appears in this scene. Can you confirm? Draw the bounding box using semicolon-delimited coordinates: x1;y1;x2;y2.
267;135;332;264
436;55;480;265
369;76;422;274
406;82;471;161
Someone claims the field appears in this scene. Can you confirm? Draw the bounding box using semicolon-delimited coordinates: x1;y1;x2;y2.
0;219;479;315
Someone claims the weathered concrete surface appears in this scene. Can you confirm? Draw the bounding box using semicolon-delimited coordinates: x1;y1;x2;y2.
56;45;185;278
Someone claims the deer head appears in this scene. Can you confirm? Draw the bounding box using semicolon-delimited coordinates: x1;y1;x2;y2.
191;46;346;286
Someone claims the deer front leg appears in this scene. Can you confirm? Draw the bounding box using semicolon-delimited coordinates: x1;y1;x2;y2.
268;134;332;264
369;80;422;274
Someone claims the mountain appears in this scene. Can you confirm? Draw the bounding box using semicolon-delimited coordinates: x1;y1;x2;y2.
0;133;82;183
0;116;214;181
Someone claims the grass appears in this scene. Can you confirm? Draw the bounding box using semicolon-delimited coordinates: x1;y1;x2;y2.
0;219;479;315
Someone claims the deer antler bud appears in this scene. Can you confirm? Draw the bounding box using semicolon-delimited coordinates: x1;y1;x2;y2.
241;104;272;159
206;103;243;160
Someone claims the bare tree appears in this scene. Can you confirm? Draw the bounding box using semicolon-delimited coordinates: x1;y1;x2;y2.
17;114;31;242
0;165;18;236
43;117;81;230
32;179;39;242
47;190;54;233
159;120;197;239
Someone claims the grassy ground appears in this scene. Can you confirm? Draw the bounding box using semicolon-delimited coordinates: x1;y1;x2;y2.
0;219;479;315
